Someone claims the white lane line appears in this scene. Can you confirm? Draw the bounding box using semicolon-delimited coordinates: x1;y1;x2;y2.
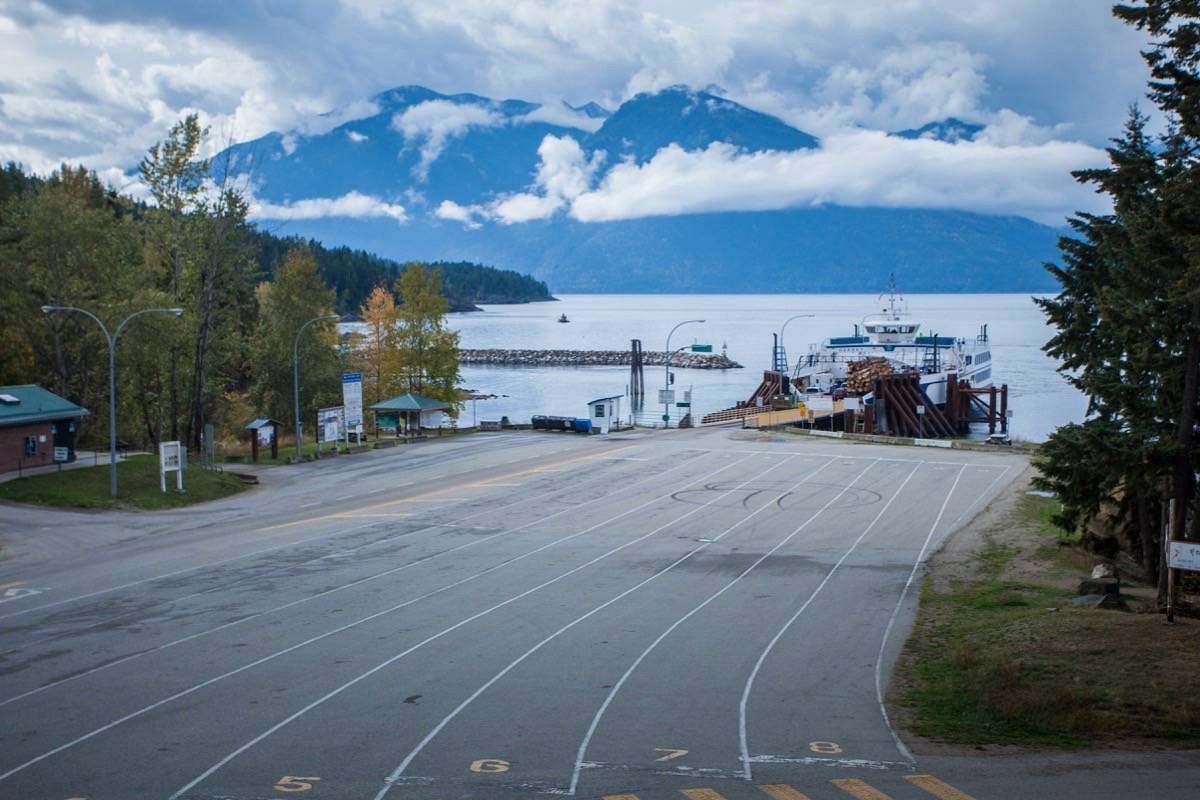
300;501;322;508
168;454;763;800
334;495;354;502
0;453;745;787
737;459;926;781
0;444;641;623
373;454;811;799
723;447;1013;468
0;451;704;708
1;451;645;657
567;457;877;795
946;463;1016;531
873;463;968;765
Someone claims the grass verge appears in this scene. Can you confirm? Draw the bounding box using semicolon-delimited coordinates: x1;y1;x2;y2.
0;455;248;510
896;491;1200;748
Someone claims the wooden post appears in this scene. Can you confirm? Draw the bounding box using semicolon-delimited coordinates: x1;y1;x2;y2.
1166;499;1177;624
1000;384;1008;434
270;423;279;460
988;386;997;435
946;372;957;433
250;432;259;463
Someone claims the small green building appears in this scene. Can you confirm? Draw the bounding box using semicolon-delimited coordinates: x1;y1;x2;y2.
0;384;90;474
370;393;451;435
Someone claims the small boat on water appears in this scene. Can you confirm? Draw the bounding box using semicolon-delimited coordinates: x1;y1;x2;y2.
557;313;570;323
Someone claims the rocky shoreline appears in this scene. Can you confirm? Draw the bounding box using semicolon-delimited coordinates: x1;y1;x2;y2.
457;349;742;369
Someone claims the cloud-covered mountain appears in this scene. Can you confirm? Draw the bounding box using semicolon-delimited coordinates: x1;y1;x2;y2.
217;85;1083;292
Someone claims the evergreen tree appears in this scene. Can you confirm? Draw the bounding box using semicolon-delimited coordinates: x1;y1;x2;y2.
1037;1;1200;591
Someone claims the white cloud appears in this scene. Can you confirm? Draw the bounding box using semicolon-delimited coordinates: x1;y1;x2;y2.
434;199;483;229
568;132;1108;225
248;190;407;223
345;129;368;143
391;99;504;179
438;134;605;227
518;102;604;133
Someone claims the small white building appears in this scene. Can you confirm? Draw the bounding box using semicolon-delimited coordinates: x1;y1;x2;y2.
587;395;623;434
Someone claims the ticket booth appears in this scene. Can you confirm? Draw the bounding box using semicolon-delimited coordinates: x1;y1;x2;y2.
586;395;623;434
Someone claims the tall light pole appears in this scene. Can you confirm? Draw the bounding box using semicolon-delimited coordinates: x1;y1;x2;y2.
41;305;183;498
293;313;340;459
664;319;704;427
776;313;815;373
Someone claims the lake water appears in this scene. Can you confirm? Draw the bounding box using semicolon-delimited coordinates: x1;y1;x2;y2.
442;293;1084;442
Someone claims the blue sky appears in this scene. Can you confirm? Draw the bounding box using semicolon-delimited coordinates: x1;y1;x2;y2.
0;1;1154;224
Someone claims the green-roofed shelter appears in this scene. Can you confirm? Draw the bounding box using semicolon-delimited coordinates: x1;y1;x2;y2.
0;384;89;473
370;392;451;435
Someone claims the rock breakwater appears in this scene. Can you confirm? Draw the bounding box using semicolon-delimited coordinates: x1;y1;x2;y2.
457;349;742;369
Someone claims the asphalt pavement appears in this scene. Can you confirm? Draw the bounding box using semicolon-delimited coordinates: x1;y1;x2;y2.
0;427;1196;800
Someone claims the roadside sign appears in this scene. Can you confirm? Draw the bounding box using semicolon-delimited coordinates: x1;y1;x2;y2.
690;343;713;353
658;389;675;404
159;440;184;493
53;446;68;462
1168;540;1200;572
342;372;363;427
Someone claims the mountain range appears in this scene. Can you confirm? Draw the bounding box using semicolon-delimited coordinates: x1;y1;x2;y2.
217;85;1064;293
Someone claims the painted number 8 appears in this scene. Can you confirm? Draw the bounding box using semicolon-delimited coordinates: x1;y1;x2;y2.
809;741;843;754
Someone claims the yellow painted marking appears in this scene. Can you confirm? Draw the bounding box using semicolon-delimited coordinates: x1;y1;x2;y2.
831;778;892;800
330;512;411;518
680;789;728;800
904;775;976;800
654;747;689;762
603;795;640;800
273;775;320;792
255;445;634;531
758;785;812;800
808;740;842;754
469;758;510;773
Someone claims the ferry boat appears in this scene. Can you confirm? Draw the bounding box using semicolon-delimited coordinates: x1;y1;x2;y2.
791;279;992;406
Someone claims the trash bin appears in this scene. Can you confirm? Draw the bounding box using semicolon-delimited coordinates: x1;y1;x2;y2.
573;418;592;434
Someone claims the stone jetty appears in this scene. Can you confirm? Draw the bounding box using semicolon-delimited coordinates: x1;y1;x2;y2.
457;349;742;369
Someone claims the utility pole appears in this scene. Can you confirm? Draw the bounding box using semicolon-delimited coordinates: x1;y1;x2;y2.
664;319;704;428
293;314;340;459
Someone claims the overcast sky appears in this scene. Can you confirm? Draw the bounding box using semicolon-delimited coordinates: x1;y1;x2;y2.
0;1;1156;224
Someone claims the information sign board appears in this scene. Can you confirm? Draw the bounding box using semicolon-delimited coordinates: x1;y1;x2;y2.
342;372;363;427
1168;540;1200;572
658;389;675;405
53;446;68;463
317;406;345;444
159;440;184;492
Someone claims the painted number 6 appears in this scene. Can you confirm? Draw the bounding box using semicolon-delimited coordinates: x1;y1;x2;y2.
809;741;843;754
469;759;510;773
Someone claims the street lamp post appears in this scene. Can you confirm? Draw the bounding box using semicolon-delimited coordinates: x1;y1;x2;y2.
664;319;704;428
40;305;183;498
776;313;815;373
293;313;340;459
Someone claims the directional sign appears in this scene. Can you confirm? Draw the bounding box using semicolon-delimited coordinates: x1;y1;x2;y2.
690;343;713;353
1168;540;1200;572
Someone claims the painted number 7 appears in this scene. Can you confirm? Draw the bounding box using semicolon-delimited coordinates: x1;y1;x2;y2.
274;775;321;792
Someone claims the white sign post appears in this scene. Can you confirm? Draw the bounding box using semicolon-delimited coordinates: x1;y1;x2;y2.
342;372;363;444
159;440;184;493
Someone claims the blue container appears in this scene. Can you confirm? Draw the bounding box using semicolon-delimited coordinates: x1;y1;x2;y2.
573;418;592;433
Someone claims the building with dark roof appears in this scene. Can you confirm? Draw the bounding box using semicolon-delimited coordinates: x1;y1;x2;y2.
0;385;90;474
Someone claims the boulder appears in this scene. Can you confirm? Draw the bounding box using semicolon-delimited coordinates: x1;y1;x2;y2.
1091;562;1119;580
1078;577;1120;597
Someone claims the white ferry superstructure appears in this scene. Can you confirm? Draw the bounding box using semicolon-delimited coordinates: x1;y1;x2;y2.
791;282;992;406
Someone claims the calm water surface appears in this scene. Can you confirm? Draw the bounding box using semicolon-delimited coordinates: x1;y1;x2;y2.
444;293;1083;442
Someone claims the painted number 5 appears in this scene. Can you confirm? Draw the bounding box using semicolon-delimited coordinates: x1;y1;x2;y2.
809;741;843;754
274;775;321;792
